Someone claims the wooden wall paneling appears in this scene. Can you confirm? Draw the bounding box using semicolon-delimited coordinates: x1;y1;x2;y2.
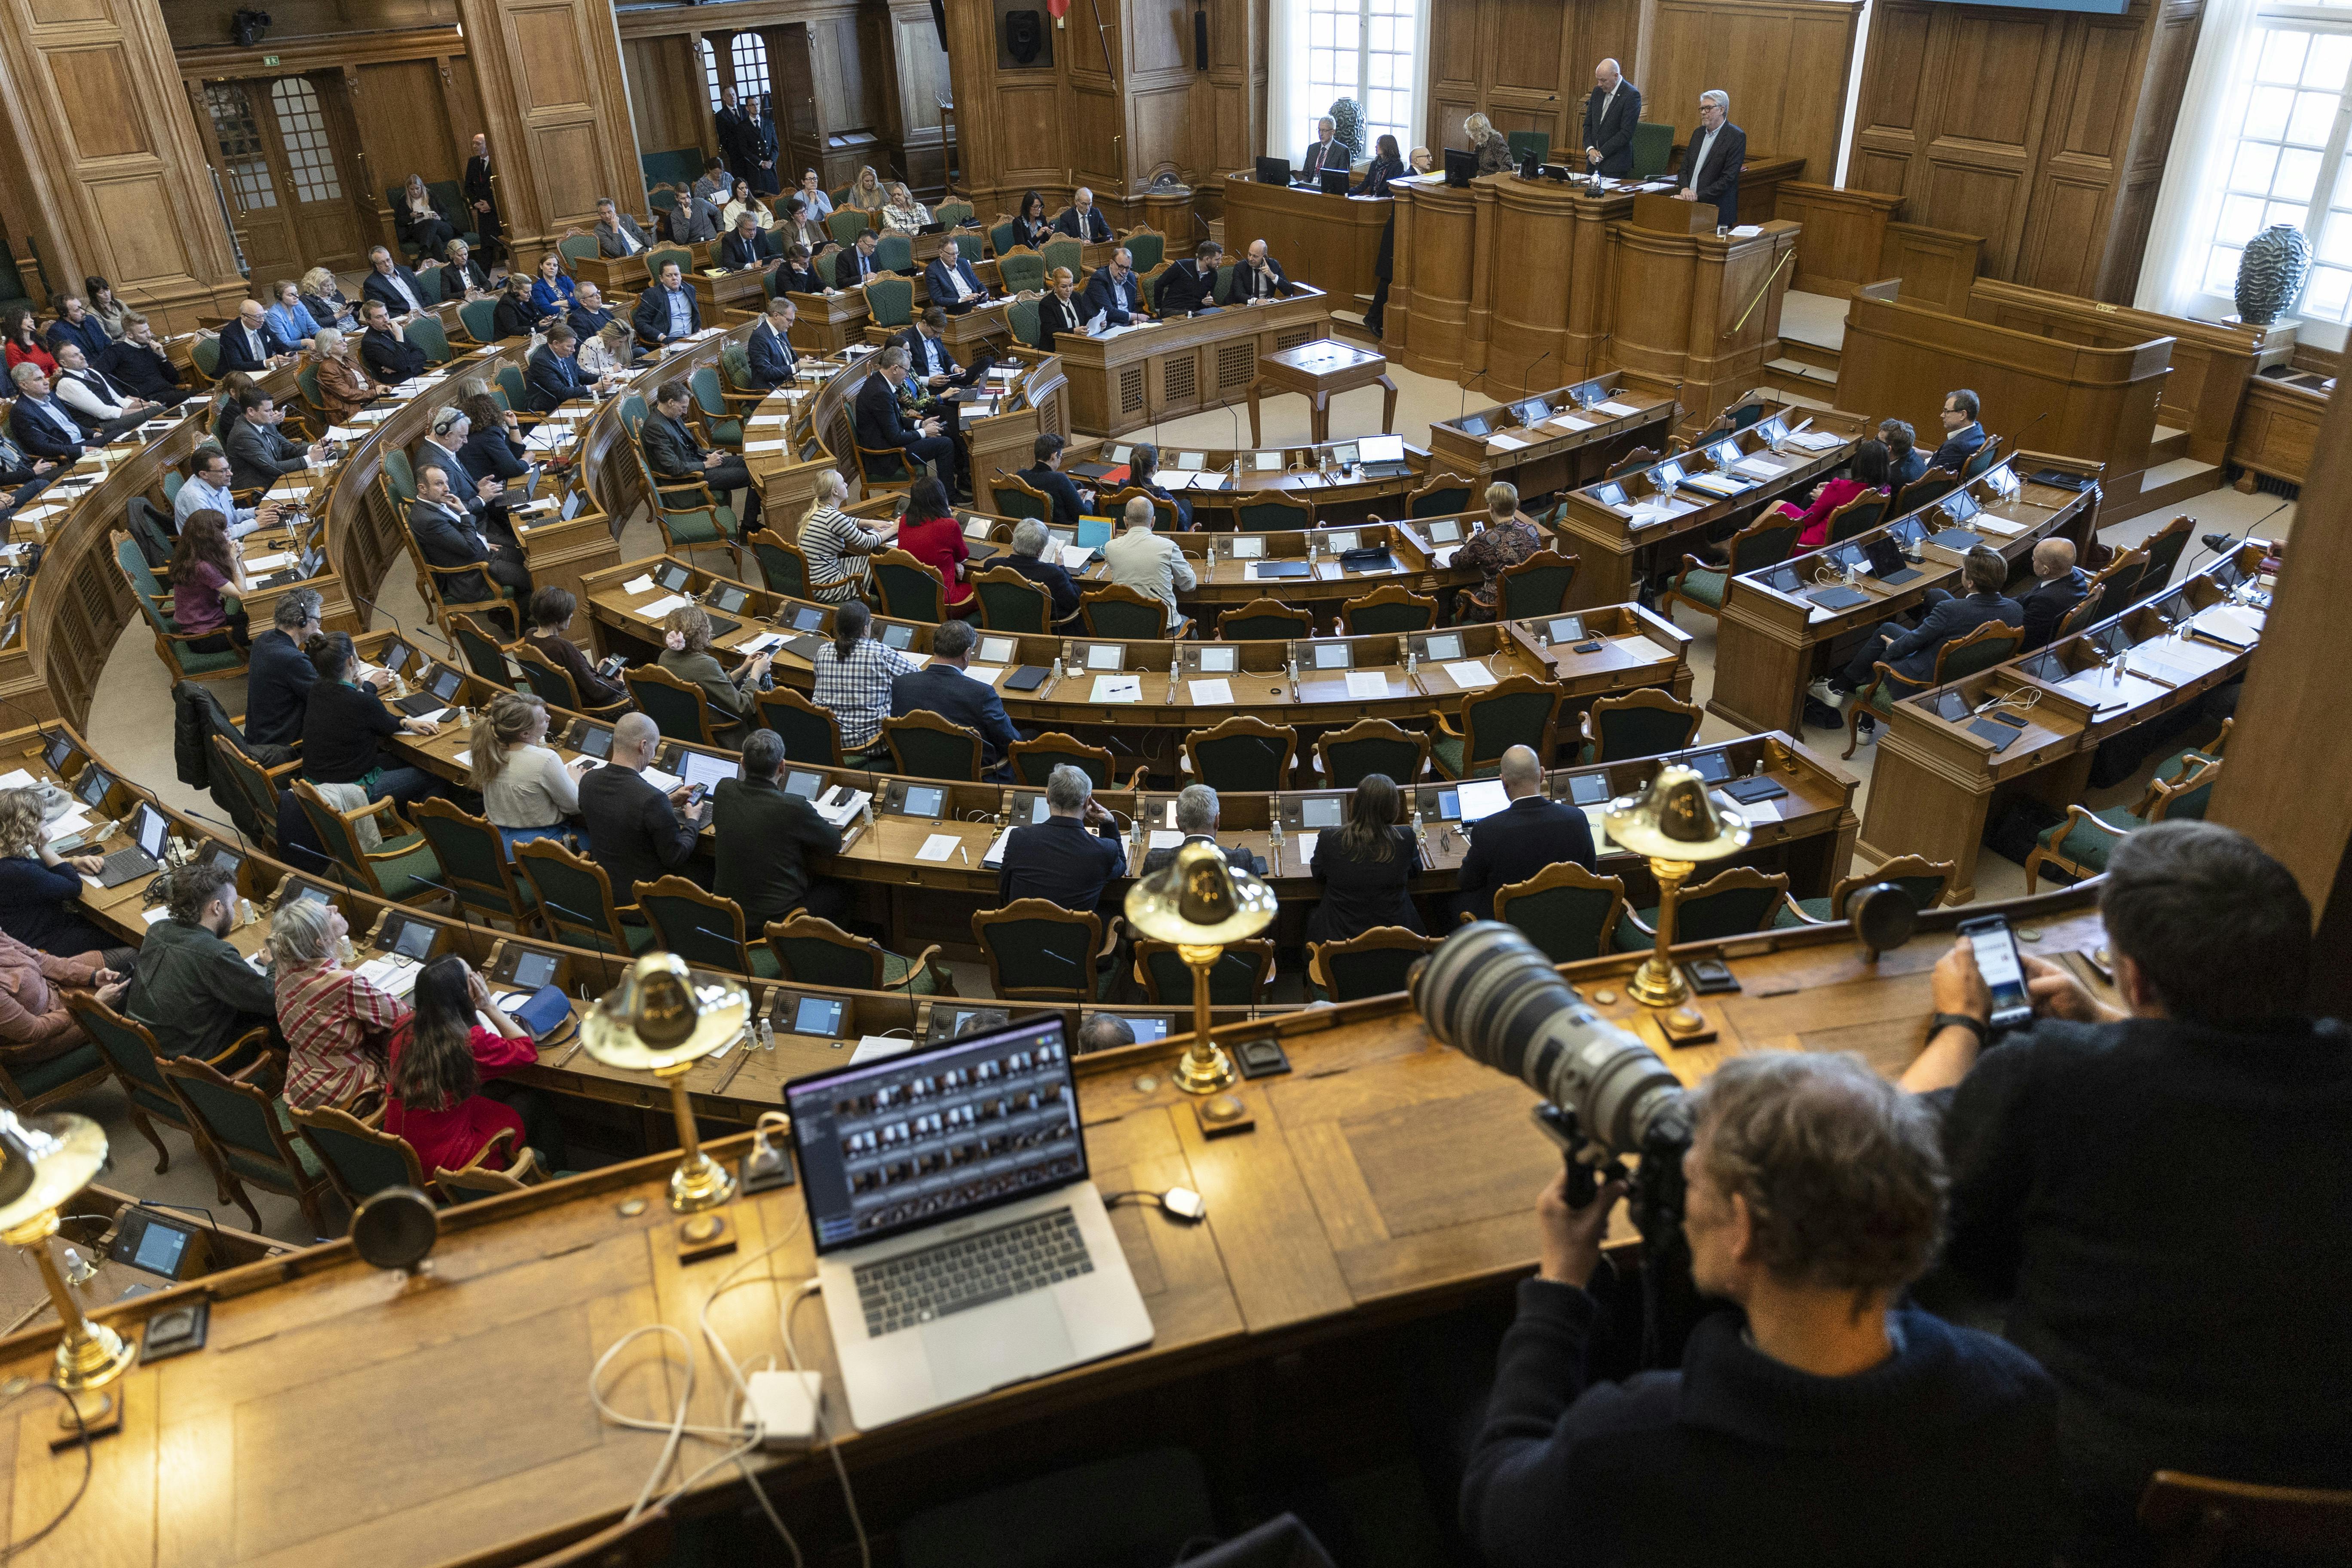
1642;0;1859;182
885;0;953;193
1876;220;1983;314
1776;181;1902;297
0;0;248;332
623;34;711;164
453;0;642;260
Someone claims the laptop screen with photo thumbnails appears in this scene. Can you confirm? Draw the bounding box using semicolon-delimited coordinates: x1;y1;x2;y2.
788;1013;1085;1253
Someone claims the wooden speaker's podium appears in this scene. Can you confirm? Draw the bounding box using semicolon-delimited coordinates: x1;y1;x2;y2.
1631;192;1717;233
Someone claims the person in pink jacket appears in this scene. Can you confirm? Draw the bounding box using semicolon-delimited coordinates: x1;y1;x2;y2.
0;929;124;1064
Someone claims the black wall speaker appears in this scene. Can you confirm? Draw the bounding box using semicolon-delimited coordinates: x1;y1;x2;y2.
1008;8;1042;64
1194;6;1209;70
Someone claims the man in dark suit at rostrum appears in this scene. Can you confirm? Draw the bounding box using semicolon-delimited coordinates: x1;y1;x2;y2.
923;239;991;313
1223;240;1290;303
214;299;292;375
1299;117;1352;181
1673;89;1748;227
1156;241;1223;314
409;462;531;605
1082;249;1148;325
996;763;1127;912
889;619;1021;772
580;714;702;910
1453;745;1597;923
745;297;801;389
2018;539;2090;652
361;246;438;318
854;346;955;489
1828;545;2021;711
1929;388;1988;475
1054;187;1115;243
357;300;428;386
631;260;704;348
463;133;505;265
1140;785;1260;876
641;378;755;532
714;727;845;926
1581;58;1642;178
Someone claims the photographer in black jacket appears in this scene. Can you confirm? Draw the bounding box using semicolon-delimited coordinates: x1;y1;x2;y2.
1904;820;2352;1562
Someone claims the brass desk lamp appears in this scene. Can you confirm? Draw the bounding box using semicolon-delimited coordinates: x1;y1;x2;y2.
1124;838;1278;1094
580;952;750;1215
0;1109;135;1406
1604;763;1752;1009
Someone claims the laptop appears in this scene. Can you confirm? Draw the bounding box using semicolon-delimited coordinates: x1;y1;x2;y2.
96;801;171;888
787;1013;1153;1429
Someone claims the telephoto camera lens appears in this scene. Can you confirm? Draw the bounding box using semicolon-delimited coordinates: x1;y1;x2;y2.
1412;922;1687;1157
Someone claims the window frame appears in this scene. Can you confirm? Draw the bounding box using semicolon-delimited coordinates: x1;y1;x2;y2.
1297;0;1418;165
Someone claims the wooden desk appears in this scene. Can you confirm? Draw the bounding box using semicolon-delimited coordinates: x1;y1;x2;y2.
993;434;1444;532
1054;292;1334;437
1708;456;2104;736
0;876;2113;1567
1425;380;1683;494
689;266;770;322
1605;212;1803;434
1550;413;1870;610
1836;282;2172;503
2230;369;2330;490
785;287;870;353
1856;546;2267;900
1246;340;1396;445
1219;175;1393;306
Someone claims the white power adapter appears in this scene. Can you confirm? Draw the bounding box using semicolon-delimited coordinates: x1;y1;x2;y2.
743;1369;825;1449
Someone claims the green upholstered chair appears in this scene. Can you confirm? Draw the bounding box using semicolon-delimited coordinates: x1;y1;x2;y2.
1313;718;1428;788
1497;548;1580;620
1309;928;1441;1003
871;549;946;621
288;1104;434;1214
1407;473;1476;518
972;901;1117;1002
1009;733;1132;790
1041;237;1083;279
516;839;655;957
160;1056;330;1236
1183;715;1296;791
646;245;692;279
1826;490;1889;546
1122;228;1166;273
997;248;1047;294
1433;675;1561;779
935;199;975;228
1340;583;1436;635
1775;855;1955;928
289;781;446;903
989;471;1053;523
1493;864;1627;963
1661;513;1799;625
1081;582;1171;639
191;334;221;384
1578;689;1704;764
457;297;499;344
2135;513;2194;599
632;442;739;567
1960;438;2004;481
409;798;537;928
1505;131;1552;167
1134;939;1273;1005
1613;866;1789;952
765;913;946;994
2024;753;2221;893
1844;619;2024;760
748;528;813;599
1893;467;1957;514
558;233;602;269
883;710;985;781
874;233;914;273
1630;122;1675;180
1217;597;1313;642
116;534;244;684
863;275;916;334
404;312;452;365
0;1036;110;1121
828;208;868;248
989;219;1021;257
637;877;780;978
68;994;261;1180
1008;296;1043;348
622;662;723;746
449;613;523;690
687;364;743;447
973;566;1053;632
753;686;847;766
515;640;628;720
1236;492;1314;532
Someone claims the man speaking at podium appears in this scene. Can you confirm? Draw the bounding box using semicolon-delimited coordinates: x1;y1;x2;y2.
1582;59;1640;178
1673;89;1746;227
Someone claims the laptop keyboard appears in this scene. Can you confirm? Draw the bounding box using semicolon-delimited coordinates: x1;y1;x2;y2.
854;1208;1091;1339
98;846;159;886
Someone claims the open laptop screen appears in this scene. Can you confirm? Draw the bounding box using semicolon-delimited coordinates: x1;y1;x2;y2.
788;1014;1084;1253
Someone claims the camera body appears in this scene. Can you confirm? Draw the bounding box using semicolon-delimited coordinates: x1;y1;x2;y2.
1413;922;1705;1366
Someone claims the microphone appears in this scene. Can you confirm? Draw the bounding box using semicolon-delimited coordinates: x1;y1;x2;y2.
1996;408;2050;466
2193;497;2291;571
1521;348;1554;402
536;893;616;964
1458;369;1492;426
348;586;436;661
407;872;492;954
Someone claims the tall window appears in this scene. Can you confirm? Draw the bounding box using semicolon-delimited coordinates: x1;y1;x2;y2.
2191;6;2352;323
700;38;723;110
205;84;276;211
270;78;341;204
731;34;772;102
1301;0;1418;158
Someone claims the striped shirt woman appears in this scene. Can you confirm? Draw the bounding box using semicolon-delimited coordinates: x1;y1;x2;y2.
797;474;889;602
270;897;410;1109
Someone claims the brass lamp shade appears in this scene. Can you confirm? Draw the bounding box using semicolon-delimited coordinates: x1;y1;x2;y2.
1604;764;1752;864
0;1111;107;1235
1124;838;1279;947
579;952;750;1073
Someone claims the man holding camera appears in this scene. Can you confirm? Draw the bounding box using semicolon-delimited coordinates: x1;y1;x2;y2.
1903;820;2352;1559
1462;1051;2063;1565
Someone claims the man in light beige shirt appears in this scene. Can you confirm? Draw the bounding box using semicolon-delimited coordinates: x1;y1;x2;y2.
1101;495;1197;634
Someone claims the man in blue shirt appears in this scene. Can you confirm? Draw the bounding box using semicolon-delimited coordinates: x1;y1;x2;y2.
175;446;276;541
923;239;990;313
890;618;1020;773
996;764;1126;912
630;260;703;347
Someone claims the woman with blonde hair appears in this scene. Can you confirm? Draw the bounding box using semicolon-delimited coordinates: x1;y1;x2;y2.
579;318;634;378
1465;113;1513;175
470;692;588;851
848;166;886;214
0;787;121;965
397;172;456;260
271;894;410;1110
309;327;377;423
658;603;772;746
880;181;932;235
796;468;891;603
300;266;358;331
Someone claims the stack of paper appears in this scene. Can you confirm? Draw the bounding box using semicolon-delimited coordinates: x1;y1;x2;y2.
1444;660;1496;689
1788;431;1844;452
1594;400;1641;417
637;594;690;619
1345;670;1390;699
814;789;871;828
1189;677;1234;704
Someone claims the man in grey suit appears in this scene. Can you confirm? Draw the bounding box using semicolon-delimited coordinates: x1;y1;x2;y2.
1673;89;1748;227
672;190;723;245
224;388;324;493
593;197;651;258
1581;59;1642;178
1139;785;1260;876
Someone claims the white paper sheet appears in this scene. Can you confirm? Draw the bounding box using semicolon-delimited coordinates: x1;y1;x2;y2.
1443;659;1495;688
850;1035;913;1064
1595;400;1640;416
916;833;959;861
243;552;291;572
964;664;1004;685
1148;829;1184;850
637;594;690;619
622;574;657;594
1345;670;1390;699
1189;677;1234;704
1092;675;1143;702
642;766;683;792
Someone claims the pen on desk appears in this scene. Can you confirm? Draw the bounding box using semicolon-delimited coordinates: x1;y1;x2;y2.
713;1039;751;1094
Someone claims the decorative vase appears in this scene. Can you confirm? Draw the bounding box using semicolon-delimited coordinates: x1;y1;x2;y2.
1327;98;1364;160
2235;224;2312;325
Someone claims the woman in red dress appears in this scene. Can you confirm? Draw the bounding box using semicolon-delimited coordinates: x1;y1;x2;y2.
1779;438;1890;551
385;956;564;1175
891;475;977;615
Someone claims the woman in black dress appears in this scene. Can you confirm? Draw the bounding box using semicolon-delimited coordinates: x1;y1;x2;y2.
1010;190;1055;251
1307;773;1423;943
